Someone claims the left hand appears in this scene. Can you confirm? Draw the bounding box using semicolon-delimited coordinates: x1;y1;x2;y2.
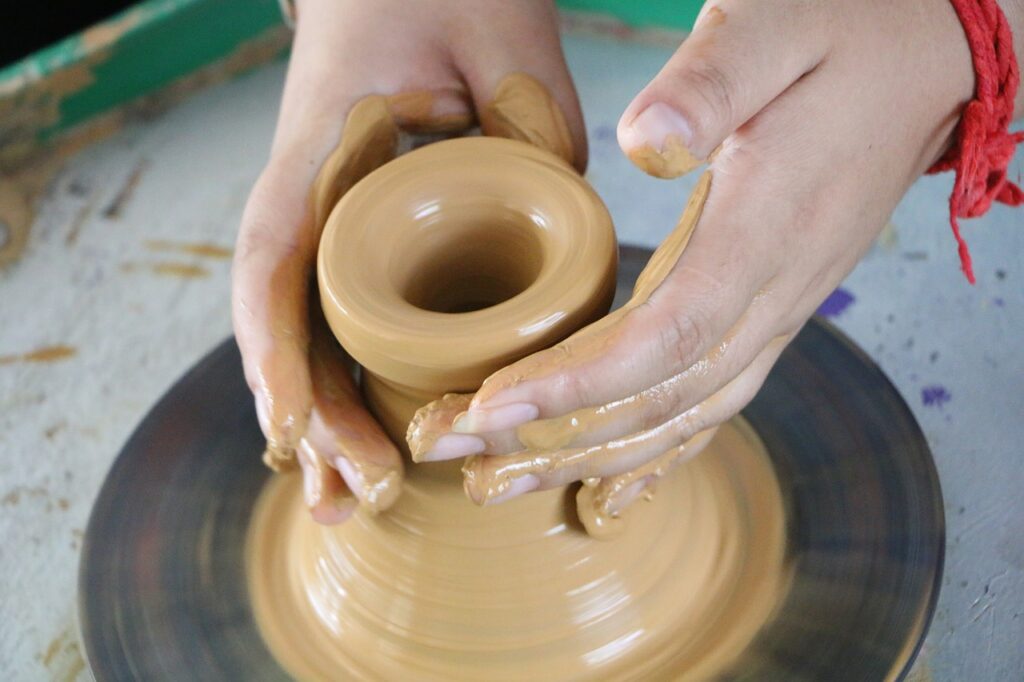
409;0;980;523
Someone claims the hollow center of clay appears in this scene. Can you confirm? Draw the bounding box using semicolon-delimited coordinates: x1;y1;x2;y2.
393;203;545;313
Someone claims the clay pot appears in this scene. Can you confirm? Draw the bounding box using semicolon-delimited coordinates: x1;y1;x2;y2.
317;136;618;446
248;138;786;680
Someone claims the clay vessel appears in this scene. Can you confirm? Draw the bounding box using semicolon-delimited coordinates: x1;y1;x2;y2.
247;137;787;680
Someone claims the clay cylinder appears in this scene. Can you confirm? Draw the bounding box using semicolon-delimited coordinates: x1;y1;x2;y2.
318;137;618;447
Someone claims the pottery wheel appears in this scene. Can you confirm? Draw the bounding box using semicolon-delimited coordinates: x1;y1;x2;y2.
79;245;944;681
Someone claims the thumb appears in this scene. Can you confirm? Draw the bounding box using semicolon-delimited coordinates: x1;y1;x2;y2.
477;72;582;170
617;2;828;178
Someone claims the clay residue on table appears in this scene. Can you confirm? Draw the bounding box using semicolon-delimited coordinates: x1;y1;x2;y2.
102;159;148;219
119;261;209;279
0;345;77;366
144;239;233;259
38;627;86;682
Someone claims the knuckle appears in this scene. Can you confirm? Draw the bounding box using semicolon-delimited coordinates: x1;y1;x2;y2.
555;367;594;411
654;295;719;372
678;57;740;138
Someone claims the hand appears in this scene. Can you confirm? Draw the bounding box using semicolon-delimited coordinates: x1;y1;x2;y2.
411;0;983;529
232;0;586;523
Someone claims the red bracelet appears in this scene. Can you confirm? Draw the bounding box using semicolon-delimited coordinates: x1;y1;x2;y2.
926;0;1024;284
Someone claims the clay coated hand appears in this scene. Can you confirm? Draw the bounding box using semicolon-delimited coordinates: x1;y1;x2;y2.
232;0;586;524
416;0;993;527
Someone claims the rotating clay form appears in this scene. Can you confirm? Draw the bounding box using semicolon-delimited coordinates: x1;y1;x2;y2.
247;137;788;680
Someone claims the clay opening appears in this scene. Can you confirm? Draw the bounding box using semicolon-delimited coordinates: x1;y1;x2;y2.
396;205;545;314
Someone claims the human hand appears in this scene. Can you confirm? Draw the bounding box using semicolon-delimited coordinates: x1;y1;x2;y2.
232;0;586;524
411;0;986;531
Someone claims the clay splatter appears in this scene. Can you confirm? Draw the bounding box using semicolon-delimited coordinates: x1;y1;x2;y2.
0;345;77;365
38;627;85;682
64;192;100;246
817;288;855;318
102;159;148;218
144;239;232;259
120;261;209;278
921;385;952;408
2;485;49;506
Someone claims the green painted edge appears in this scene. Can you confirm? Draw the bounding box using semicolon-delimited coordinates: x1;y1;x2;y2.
559;0;701;30
56;0;284;136
0;0;701;150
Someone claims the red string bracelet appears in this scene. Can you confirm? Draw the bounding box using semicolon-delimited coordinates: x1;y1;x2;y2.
926;0;1024;284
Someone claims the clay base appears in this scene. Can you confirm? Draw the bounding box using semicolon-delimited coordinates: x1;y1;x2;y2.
246;418;789;680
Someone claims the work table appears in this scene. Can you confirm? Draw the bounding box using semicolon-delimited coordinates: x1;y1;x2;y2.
0;28;1021;681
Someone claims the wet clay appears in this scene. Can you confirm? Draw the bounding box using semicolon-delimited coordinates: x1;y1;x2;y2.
627;134;703;179
248;417;788;680
248;133;788;677
316;136;616;442
479;72;576;168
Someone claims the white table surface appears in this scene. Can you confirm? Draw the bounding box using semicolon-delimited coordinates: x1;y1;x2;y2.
1;28;1021;681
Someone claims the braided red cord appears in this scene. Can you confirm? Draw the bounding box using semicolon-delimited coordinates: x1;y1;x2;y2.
926;0;1024;284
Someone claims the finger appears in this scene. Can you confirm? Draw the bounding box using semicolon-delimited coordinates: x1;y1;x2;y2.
476;72;582;170
450;2;586;170
303;315;403;515
407;393;525;463
419;320;764;462
462;335;787;506
617;0;829;177
233;161;318;469
297;439;358;525
309;96;400;232
234;97;398;468
455;171;766;434
386;89;476;134
576;428;717;539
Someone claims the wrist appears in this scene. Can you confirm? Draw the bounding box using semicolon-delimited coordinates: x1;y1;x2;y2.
1000;0;1024;116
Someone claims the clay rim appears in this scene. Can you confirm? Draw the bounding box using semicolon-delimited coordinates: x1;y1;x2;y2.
316;137;617;389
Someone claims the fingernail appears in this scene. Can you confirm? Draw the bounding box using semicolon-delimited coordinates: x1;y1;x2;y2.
451;403;539;434
622;103;702;179
417;433;486;462
254;393;271;433
333;457;363;498
607;477;653;516
485;474;540;506
298;454;318;508
630;103;693;149
336;457;402;513
310;495;357;525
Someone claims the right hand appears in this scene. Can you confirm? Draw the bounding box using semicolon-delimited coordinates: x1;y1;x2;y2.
232;0;586;524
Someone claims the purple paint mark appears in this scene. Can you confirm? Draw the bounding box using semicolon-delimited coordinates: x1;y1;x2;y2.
817;288;856;318
591;125;616;143
993;297;1005;308
921;385;952;409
